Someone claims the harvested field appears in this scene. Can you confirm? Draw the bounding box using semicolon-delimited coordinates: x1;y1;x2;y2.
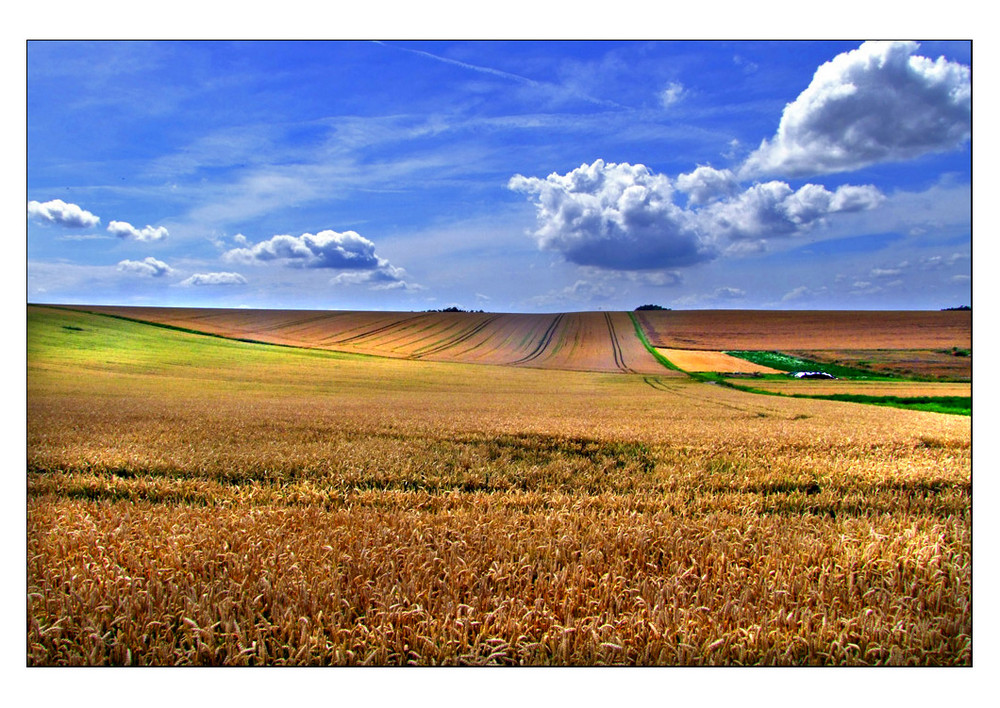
789;350;972;381
727;380;972;398
76;306;676;375
635;309;971;350
657;349;782;374
27;305;972;666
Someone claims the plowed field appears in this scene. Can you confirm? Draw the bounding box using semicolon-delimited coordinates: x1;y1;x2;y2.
77;306;677;376
635;310;971;350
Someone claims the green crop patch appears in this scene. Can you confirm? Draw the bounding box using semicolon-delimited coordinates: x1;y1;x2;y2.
724;350;890;380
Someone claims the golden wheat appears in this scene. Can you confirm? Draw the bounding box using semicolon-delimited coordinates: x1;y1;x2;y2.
26;306;971;665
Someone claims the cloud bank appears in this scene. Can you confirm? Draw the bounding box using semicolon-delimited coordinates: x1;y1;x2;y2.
28;199;100;228
741;41;971;178
108;220;169;242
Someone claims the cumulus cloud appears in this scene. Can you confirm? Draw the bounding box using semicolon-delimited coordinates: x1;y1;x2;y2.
116;257;173;277
224;229;419;290
223;230;383;270
28;199;100;228
509;159;713;270
676;166;739;206
741;41;971;178
330;263;422;291
703;181;884;240
179;272;248;287
108;220;169;242
509;159;883;270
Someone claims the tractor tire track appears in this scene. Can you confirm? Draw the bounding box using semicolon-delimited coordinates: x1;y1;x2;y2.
410;315;503;359
327;314;431;345
605;312;636;373
510;313;565;365
643;376;795;418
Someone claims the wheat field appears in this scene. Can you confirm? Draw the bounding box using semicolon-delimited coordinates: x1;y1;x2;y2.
26;305;971;666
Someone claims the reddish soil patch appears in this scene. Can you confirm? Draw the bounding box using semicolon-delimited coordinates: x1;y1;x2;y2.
635;310;971;350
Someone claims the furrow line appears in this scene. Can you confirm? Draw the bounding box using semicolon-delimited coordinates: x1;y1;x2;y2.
605;312;635;374
510;313;565;365
328;314;429;345
410;315;503;358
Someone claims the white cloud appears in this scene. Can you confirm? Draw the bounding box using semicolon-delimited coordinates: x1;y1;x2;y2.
179;272;248;287
510;159;884;271
116;257;173;277
330;263;422;291
28;199;100;228
703;181;883;240
627;270;682;287
223;230;382;270
108;220;169;242
781;286;811;302
714;287;745;299
509;159;713;270
223;229;420;290
741;41;971;178
870;267;902;278
676;166;739;206
659;81;685;108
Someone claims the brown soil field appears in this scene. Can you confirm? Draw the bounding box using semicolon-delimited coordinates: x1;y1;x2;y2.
725;380;972;398
657;349;782;374
635;310;971;350
76;306;677;376
790;350;972;381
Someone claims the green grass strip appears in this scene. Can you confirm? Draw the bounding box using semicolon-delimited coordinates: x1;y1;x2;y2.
724;350;891;380
627;312;689;375
790;393;970;416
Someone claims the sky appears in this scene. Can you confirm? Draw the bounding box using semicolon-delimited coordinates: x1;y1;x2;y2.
26;39;972;312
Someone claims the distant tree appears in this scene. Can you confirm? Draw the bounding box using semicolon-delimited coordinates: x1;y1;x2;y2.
634;304;671;311
422;306;486;313
942;305;971;311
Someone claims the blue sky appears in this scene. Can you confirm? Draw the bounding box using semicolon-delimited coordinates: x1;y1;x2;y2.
26;40;972;311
